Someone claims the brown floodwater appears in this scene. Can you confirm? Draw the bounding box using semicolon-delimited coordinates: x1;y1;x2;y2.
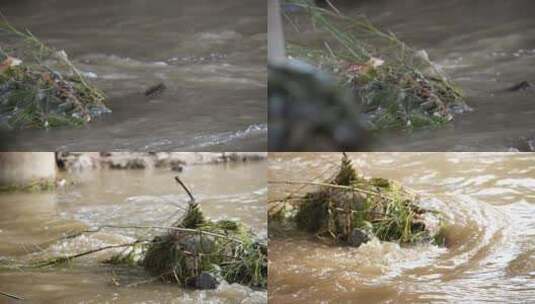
1;0;266;151
269;153;535;303
283;0;535;151
0;161;267;303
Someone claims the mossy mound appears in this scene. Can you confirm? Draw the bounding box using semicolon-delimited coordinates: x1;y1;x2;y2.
113;203;267;289
284;0;469;131
0;178;55;192
271;154;445;246
0;19;109;129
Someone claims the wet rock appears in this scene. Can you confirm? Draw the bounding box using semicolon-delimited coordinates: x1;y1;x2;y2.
57;152;267;171
108;158;148;169
505;81;532;92
56;152;99;171
349;228;370;247
510;135;535;152
171;163;184;172
144;82;166;97
187;272;220;289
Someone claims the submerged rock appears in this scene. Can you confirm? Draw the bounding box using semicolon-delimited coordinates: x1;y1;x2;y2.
349;228;371;247
505;81;532;92
187;272;220;289
144;82;166;97
510;135;535;152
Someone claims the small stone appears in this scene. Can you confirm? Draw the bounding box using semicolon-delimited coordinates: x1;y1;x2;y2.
349;228;370;248
506;81;532;92
188;272;219;289
171;164;183;172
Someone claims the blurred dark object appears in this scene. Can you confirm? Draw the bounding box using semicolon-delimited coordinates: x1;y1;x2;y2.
269;60;369;151
510;135;535;152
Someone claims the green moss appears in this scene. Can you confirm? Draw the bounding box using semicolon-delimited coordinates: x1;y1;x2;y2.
370;177;391;188
334;153;357;185
177;203;205;229
0;179;55;192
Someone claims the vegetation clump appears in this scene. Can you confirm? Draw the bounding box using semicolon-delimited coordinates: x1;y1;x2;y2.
30;177;266;290
0;17;109;129
0;178;55;192
283;0;469;131
271;154;445;246
119;202;268;289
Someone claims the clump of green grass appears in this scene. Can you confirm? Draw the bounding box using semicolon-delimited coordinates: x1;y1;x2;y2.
0;178;55;192
141;204;267;288
274;154;444;246
283;0;468;130
0;15;108;129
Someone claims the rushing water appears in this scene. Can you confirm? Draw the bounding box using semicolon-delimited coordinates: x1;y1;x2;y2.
0;162;267;303
269;152;535;303
1;0;266;151
284;0;535;151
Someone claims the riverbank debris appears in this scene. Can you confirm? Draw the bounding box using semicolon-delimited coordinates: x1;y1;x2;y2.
31;176;267;290
282;0;469;131
269;154;445;247
0;16;109;129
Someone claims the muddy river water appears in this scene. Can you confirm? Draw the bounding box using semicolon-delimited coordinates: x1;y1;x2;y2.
0;161;267;303
269;153;535;303
1;0;266;151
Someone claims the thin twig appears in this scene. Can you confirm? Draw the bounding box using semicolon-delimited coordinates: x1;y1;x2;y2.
174;176;195;203
324;0;341;15
100;225;248;245
34;241;144;267
268;180;386;198
0;290;24;300
124;276;161;288
323;41;336;58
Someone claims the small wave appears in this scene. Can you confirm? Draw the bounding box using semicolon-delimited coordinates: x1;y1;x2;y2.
188;123;267;149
